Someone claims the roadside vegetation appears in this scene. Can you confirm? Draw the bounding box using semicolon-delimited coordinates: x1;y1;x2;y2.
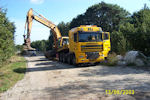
0;8;27;93
0;8;15;66
0;55;26;93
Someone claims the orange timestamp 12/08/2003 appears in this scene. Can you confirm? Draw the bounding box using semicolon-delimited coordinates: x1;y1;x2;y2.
105;89;134;95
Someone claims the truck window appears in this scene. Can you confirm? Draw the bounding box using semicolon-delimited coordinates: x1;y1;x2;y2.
74;33;77;42
104;33;109;40
78;31;102;42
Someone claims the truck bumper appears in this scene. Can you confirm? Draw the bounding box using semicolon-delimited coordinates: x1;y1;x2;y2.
76;54;105;64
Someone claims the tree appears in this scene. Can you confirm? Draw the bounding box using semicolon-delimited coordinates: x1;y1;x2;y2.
70;2;130;32
15;45;23;51
114;7;150;55
111;24;133;54
0;9;15;65
47;31;54;50
57;21;70;36
130;8;150;55
31;40;47;51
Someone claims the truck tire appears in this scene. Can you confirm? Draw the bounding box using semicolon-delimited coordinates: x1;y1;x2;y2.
72;54;76;65
58;53;61;62
62;53;66;63
59;53;63;62
67;54;71;64
58;53;60;62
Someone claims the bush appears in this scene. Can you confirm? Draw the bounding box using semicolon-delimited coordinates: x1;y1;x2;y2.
105;52;118;66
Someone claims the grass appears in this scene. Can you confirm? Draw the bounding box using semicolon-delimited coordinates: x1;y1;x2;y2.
0;55;26;93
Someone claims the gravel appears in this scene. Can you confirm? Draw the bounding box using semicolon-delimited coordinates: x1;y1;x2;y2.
0;55;150;100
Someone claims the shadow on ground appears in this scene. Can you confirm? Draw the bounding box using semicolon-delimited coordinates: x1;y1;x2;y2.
13;58;90;73
40;79;150;100
13;68;26;73
29;59;49;62
79;65;150;77
14;56;150;76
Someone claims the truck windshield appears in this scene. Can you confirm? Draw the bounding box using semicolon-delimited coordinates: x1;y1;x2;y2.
78;31;102;42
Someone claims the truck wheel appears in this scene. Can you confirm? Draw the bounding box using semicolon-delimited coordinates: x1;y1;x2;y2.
62;53;66;63
58;53;61;62
67;54;71;64
72;55;76;65
60;53;63;62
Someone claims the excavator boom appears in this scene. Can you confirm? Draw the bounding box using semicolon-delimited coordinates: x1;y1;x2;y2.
23;8;61;50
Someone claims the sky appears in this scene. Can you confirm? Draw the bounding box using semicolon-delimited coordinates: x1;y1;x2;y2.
0;0;150;45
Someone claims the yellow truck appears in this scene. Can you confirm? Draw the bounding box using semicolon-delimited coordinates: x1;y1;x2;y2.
59;25;111;65
23;8;111;65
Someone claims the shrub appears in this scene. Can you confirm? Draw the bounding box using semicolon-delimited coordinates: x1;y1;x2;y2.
105;52;118;66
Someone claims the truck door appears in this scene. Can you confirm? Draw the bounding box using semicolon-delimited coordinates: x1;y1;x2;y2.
73;33;78;51
102;32;111;52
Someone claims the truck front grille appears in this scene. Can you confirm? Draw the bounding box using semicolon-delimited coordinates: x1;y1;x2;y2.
85;52;100;59
81;45;103;52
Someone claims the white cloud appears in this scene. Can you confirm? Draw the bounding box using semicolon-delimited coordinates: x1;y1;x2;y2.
30;0;44;4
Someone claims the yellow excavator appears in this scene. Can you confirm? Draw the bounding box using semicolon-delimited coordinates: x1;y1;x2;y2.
23;8;111;65
23;8;69;56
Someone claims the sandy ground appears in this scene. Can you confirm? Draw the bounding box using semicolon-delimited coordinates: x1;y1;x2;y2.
0;55;150;100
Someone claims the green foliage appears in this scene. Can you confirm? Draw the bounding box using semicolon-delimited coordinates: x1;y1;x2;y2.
57;21;70;36
131;9;150;55
118;8;150;55
70;2;130;32
0;9;15;65
111;23;133;54
15;45;23;51
111;31;128;54
31;40;50;51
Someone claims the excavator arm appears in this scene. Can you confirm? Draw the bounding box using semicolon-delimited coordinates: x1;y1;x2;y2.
23;8;61;50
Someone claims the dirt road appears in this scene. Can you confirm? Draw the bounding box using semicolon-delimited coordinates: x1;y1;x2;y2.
1;55;150;100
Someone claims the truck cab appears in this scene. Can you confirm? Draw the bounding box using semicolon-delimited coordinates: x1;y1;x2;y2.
69;25;111;64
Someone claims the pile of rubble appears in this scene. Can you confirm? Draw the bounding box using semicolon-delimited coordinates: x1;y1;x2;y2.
116;51;150;66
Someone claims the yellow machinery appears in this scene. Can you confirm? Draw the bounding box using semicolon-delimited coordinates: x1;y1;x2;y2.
23;8;111;65
59;25;111;65
23;8;69;56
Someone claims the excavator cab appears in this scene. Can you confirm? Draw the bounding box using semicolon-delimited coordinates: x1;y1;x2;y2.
61;37;69;46
57;37;69;52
